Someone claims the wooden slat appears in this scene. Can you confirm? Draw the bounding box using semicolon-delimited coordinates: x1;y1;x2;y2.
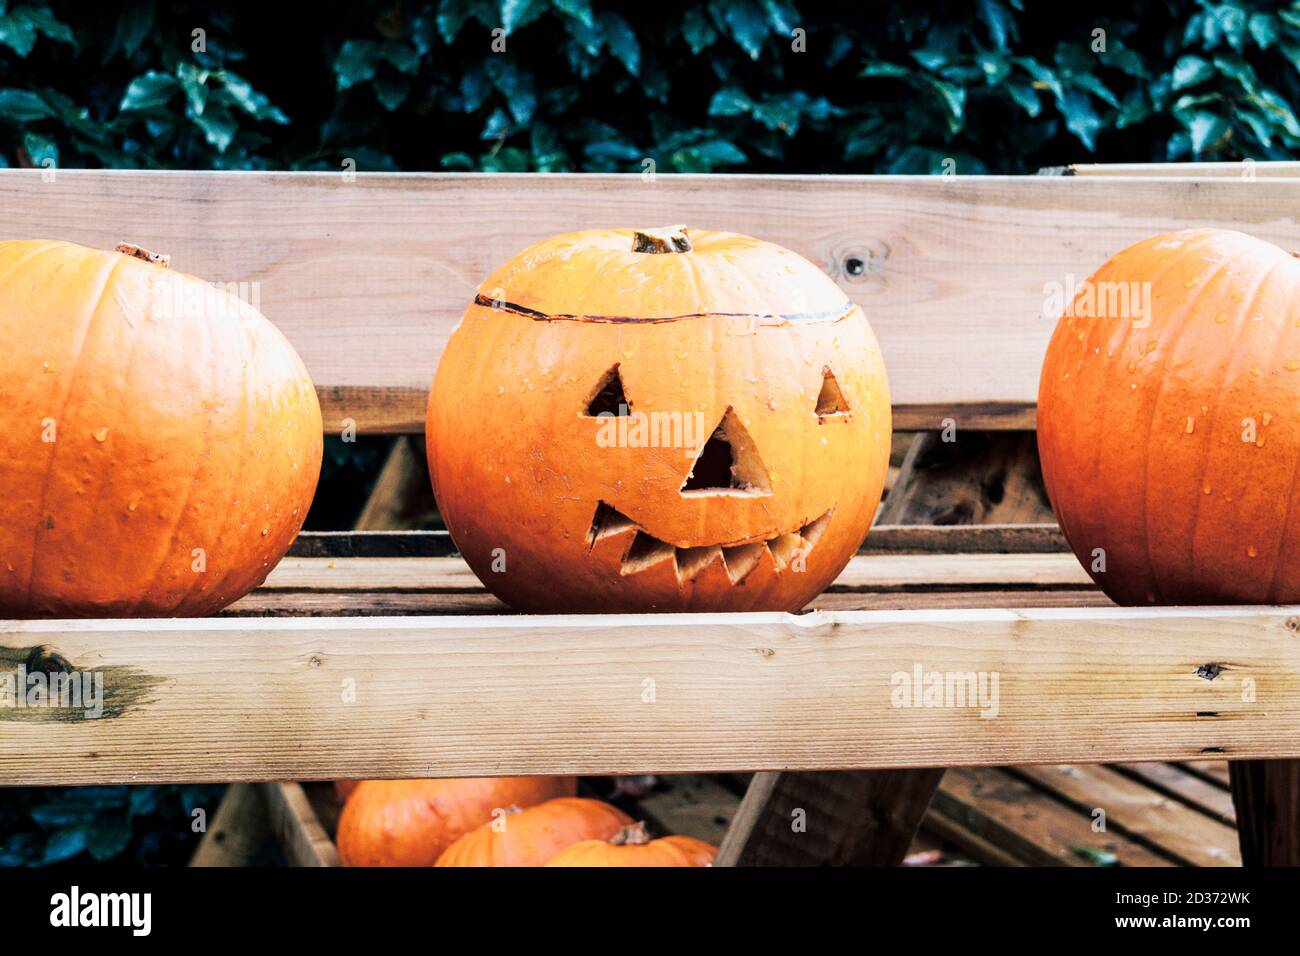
257;782;339;867
930;767;1174;867
7;171;1300;431
1013;765;1240;867
1113;763;1236;827
222;585;1110;618
716;768;945;866
258;552;1092;593
352;436;438;532
2;604;1298;785
631;775;738;847
285;523;1070;560
1069;162;1300;178
188;783;269;867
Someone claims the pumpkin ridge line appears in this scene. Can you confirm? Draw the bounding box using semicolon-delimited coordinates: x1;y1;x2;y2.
1139;249;1247;603
23;252;125;613
472;293;855;325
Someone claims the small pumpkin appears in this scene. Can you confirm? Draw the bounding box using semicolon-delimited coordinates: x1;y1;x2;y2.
435;797;632;867
336;776;576;867
426;226;891;612
1038;228;1300;605
544;821;717;867
0;239;322;617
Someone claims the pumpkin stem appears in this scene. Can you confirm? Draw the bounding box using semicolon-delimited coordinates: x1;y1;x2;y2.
632;226;692;254
609;821;652;846
114;242;171;269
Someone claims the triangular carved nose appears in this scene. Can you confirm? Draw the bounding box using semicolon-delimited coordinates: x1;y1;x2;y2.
680;407;772;497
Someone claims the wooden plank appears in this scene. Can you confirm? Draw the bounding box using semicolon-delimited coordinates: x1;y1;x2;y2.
1179;760;1231;788
222;585;1109;618
188;783;269;867
257;782;339;867
1229;760;1300;866
1113;763;1236;827
930;766;1174;867
7;171;1300;431
716;768;945;866
352;437;438;531
631;775;737;847
285;523;1070;560
1013;765;1240;867
258;552;1091;594
1069;162;1300;178
4;605;1297;786
921;807;1025;867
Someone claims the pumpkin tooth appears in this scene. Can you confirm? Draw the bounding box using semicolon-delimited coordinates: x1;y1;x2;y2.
675;545;722;583
767;532;804;571
586;501;637;549
620;531;675;574
799;509;833;550
721;542;768;584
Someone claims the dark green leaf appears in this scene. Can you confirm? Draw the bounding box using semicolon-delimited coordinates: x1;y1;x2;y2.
683;8;718;54
708;88;753;117
1172;54;1215;90
334;39;380;91
1058;87;1100;150
0;87;53;121
599;12;639;76
717;0;769;60
119;71;178;113
42;827;89;864
552;0;595;29
192;105;237;152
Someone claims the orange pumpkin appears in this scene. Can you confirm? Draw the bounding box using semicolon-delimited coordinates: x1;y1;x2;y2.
336;776;576;867
1039;228;1300;605
426;226;891;612
0;239;321;617
544;821;717;867
435;797;632;867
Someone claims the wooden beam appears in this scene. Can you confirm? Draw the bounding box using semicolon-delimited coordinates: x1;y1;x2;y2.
6;171;1300;432
257;551;1092;593
1;604;1298;785
188;783;268;867
716;767;944;865
1068;161;1300;178
257;782;339;867
1229;760;1300;866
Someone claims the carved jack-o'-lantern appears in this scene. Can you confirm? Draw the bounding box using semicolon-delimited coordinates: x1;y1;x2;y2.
426;226;891;612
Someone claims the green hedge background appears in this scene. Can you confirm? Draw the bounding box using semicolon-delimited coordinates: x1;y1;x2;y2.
3;0;1300;177
1;0;1298;866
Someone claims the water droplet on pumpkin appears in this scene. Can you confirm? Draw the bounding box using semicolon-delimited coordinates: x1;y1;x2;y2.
261;527;269;536
1145;340;1158;354
1251;367;1261;378
92;427;109;442
1185;417;1195;434
1184;277;1199;289
1215;312;1227;325
1203;481;1212;495
42;361;53;373
1248;546;1259;558
1264;412;1273;426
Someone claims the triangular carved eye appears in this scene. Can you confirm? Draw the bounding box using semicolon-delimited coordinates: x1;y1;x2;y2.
815;368;850;418
681;407;772;496
586;365;631;416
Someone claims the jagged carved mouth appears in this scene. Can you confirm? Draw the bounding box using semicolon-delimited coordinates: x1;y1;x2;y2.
585;502;833;586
